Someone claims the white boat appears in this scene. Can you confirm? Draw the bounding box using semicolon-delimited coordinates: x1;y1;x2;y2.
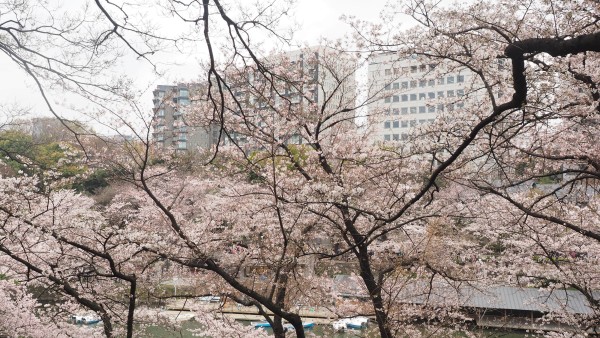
70;314;102;325
332;316;368;331
197;295;221;303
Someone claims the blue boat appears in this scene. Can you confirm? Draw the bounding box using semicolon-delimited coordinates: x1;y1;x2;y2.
70;315;102;325
252;321;272;328
252;321;315;329
284;322;315;330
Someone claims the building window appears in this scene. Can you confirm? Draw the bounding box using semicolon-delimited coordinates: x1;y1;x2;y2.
437;78;445;85
437;104;444;112
419;93;426;100
385;108;391;116
393;83;400;90
157;109;165;117
428;79;435;86
401;134;408;140
447;76;455;83
401;94;408;102
457;74;465;83
419;65;427;72
410;120;417;127
384;121;391;128
401;82;408;89
401;120;408;128
393;95;399;102
437;91;444;98
457;89;464;96
428;105;436;113
178;141;187;149
393;108;400;115
393;120;399;128
410;107;417;114
393;134;399;140
401;107;408;115
428;92;435;99
179;98;190;105
384;84;391;90
384;134;391;141
410;66;417;73
179;89;189;97
410;94;417;101
385;69;392;75
447;90;455;97
410;80;417;88
419;80;426;87
419;106;426;113
419;119;427;124
384;96;391;103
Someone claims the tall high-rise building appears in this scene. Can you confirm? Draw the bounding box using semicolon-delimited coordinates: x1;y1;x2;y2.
152;84;219;152
367;53;472;142
151;47;357;152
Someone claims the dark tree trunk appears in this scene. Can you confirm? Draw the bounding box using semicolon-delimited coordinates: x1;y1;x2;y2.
357;245;393;338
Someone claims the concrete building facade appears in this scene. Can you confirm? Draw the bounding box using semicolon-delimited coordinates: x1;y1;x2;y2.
152;84;219;152
367;53;472;142
152;47;356;152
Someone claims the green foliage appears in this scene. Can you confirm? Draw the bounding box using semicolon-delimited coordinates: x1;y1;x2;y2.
487;241;506;254
72;169;111;194
246;144;311;180
0;130;102;191
0;130;36;174
536;175;560;185
515;162;528;177
0;130;83;176
284;144;309;170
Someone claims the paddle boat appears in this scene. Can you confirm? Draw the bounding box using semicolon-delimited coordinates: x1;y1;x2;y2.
332;316;368;331
70;314;102;325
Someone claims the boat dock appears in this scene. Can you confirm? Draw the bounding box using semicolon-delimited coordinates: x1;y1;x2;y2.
163;298;366;324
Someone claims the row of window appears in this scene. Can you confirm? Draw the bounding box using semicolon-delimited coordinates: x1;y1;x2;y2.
383;118;435;129
384;102;465;116
383;63;437;76
154;88;189;99
384;134;410;141
385;89;465;103
383;75;465;90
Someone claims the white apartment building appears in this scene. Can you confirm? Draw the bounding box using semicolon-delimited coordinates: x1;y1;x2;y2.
368;53;472;142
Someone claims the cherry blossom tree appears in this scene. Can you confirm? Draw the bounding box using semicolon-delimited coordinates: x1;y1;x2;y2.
341;0;600;335
1;0;305;336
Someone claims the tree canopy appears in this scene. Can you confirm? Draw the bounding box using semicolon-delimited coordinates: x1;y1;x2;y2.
0;0;599;337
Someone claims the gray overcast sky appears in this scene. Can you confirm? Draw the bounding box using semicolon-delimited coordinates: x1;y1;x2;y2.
0;0;386;124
